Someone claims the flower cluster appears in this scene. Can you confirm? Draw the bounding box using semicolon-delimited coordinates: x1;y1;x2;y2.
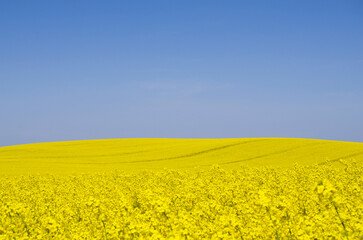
0;163;362;239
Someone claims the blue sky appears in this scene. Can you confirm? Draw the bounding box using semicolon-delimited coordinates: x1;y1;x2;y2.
1;1;363;146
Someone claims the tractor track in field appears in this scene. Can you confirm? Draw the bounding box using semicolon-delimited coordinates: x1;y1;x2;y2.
64;139;269;165
318;151;363;165
218;142;328;166
121;139;268;164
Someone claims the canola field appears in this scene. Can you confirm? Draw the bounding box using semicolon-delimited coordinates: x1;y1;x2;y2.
0;138;362;239
1;138;363;174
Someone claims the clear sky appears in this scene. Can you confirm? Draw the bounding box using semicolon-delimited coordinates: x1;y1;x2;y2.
1;1;363;146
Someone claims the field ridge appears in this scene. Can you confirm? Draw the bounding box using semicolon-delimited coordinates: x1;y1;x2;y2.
0;138;362;174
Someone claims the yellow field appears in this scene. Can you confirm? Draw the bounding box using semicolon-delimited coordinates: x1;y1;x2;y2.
0;138;362;239
1;138;362;174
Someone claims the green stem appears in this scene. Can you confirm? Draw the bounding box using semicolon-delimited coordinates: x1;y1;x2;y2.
286;210;293;240
102;220;108;240
266;207;280;240
331;201;349;240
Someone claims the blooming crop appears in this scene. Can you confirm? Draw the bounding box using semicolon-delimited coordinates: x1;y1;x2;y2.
0;163;362;239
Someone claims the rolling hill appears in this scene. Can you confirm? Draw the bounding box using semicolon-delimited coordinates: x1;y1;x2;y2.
0;138;362;174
